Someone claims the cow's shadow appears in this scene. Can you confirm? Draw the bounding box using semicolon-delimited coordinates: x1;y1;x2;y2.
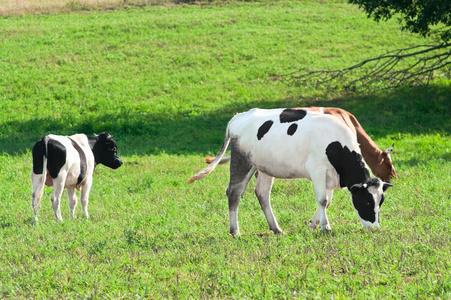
1;84;449;158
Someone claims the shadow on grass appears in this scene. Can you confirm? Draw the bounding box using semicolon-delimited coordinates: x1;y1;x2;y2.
1;84;449;157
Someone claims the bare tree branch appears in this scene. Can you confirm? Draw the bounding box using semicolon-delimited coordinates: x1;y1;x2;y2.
285;44;451;92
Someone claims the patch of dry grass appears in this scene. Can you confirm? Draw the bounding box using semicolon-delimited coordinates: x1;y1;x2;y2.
0;0;201;16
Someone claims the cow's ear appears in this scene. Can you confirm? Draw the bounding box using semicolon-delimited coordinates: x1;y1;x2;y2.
350;183;365;193
383;143;394;154
383;182;393;192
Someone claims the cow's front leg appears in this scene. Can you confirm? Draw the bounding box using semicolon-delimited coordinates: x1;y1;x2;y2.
309;189;333;230
310;181;333;232
67;187;77;218
255;172;283;234
309;208;321;230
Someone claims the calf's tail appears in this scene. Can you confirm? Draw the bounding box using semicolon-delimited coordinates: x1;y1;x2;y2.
188;130;231;183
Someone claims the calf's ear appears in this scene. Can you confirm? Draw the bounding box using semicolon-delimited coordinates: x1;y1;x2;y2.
383;182;393;192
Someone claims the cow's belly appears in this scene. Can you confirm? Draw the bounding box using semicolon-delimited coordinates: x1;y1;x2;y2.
250;154;311;180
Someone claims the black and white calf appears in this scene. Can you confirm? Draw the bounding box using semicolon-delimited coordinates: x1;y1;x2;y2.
31;132;122;223
189;108;392;234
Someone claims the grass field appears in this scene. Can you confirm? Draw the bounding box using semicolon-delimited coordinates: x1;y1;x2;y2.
1;1;450;298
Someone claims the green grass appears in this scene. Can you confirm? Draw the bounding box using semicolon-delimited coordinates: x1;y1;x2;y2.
1;1;450;298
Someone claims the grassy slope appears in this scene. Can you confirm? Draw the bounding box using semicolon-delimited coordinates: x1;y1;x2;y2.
0;1;450;298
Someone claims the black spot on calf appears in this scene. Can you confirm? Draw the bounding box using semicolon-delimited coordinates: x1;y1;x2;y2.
257;120;274;140
287;123;298;136
32;138;47;175
69;137;87;186
46;139;67;179
280;109;307;123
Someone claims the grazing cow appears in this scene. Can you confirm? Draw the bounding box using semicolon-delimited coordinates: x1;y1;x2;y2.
205;107;397;182
189;108;392;234
31;132;122;223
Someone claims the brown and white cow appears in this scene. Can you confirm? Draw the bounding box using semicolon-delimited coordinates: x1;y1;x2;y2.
190;108;392;234
31;132;122;223
205;107;397;181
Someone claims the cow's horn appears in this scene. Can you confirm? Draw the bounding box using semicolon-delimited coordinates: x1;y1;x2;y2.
383;143;394;154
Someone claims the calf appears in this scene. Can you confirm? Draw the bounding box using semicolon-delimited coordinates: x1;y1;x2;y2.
189;108;392;234
205;107;397;181
31;132;122;223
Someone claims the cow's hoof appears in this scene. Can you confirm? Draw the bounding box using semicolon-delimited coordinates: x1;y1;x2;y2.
272;229;285;235
320;227;332;234
308;220;319;230
229;231;241;238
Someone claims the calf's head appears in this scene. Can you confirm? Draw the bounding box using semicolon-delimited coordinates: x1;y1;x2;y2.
350;178;392;228
91;132;123;169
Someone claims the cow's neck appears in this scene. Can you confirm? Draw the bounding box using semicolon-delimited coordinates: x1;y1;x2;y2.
88;137;99;167
326;142;371;189
356;127;383;168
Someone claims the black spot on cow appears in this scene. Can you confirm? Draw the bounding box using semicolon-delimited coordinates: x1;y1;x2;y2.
46;139;67;179
257;120;274;140
279;109;307;123
325;141;370;189
351;187;376;223
287;123;298;136
350;178;382;223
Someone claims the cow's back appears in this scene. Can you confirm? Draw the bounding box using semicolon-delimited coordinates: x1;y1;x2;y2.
228;109;360;179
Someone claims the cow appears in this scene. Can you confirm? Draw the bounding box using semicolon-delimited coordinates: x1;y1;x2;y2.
205;107;397;182
31;132;122;223
189;108;392;234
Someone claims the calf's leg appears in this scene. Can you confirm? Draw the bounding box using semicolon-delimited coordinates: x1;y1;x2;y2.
80;178;93;219
255;172;283;234
31;173;45;223
51;178;65;222
226;139;254;235
67;187;77;218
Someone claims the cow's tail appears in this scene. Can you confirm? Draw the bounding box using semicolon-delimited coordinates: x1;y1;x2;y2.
31;136;49;218
188;129;231;183
204;155;230;165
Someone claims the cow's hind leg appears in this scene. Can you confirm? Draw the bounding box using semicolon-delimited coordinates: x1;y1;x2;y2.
31;173;45;224
51;179;65;222
255;172;283;234
80;179;93;219
226;139;254;235
67;187;77;218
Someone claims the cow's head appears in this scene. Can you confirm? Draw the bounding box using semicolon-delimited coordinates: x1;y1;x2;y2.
92;132;123;169
350;178;392;228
